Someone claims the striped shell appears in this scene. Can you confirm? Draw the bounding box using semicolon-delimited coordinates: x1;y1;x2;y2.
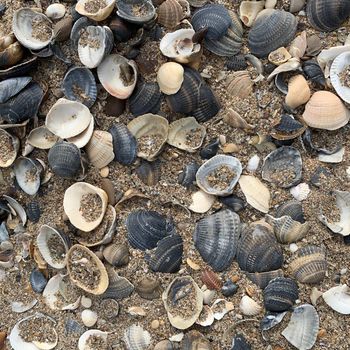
135;277;162;300
157;0;190;29
330;51;350;104
102;269;134;300
124;325;151;350
201;269;222;290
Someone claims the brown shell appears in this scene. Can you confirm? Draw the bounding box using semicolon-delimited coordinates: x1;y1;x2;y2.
201;269;222;290
135;276;162;300
53;16;73;42
157;0;190;28
245;269;284;289
223;108;253;130
0;34;23;69
226;71;253;99
103;244;130;267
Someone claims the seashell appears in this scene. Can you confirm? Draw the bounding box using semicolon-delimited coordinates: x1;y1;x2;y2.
81;309;97;327
289;245;327;284
290;183;310;201
322;284;350;314
65;113;94;149
162;276;203;329
65;319;84;336
157;0;190;29
219;195;245;212
236;223;284;273
318;146;345;163
97;54;137;99
13;157;42;195
239;1;265;27
46;4;66;20
78;330;108;350
62;67;97;108
239;295;261;316
154;340;175;350
2;195;27;226
10;314;58;350
178;162;199;188
67;244;109;294
103;243;129;267
117;0;156;24
100;299;119;320
70;16;93;48
27;126;58;150
306;0;350;32
26;201;41;223
135;276;162;300
0;34;24;69
330;51;350;104
157;62;184;95
290;0;305;12
263;277;299;312
267;57;301;81
30;268;48;293
282;304;319;350
221;280;238;297
275;200;305;223
182;331;211;350
248;9;297;58
245;269;284;289
271;114;306;141
262;146;302;188
306;35;322;57
265;215;309;244
124;324;151;350
231;334;251;350
211;299;234;320
0;76;31;103
303;91;350;130
246;154;260;173
54;16;73;42
102;269;134;299
37;224;70;269
85;130;114;169
0;129;19;167
226;71;253;99
303;60;325;86
109;123;137;165
109;16;134;42
289;31;307;58
12;9;54;50
238;175;270;213
188;190;215;213
201;269;222;290
129;80;161;116
12;299;38;313
48;141;82;178
226;55;247;71
196;305;215;327
127;113;169;161
75;0;115;21
285;75;311;109
223;108;253;130
199;138;220;159
193;209;241;271
0;55;37;80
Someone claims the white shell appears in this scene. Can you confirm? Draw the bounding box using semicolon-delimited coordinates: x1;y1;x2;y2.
66;114;94;148
211;299;234;320
322;284;350;314
45;4;66;19
195;305;214;327
157;62;184;95
267;57;301;81
78;330;108;350
81;296;92;308
124;324;151;350
188;190;216;213
290;183;310;201
330;52;350;104
27;126;58;149
239;295;261;316
239;1;265;27
81;309;98;327
318;147;345;163
75;0;115;21
11;300;38;313
246;154;260;172
318;45;350;72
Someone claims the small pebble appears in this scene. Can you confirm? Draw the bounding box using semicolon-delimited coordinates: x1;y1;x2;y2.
222;280;238;297
317;329;327;338
81;296;92;308
289;243;299;253
340;268;348;275
203;289;216;305
219;135;226;145
151;320;160;329
81;309;98;327
99;166;109;178
222;143;239;153
169;333;184;342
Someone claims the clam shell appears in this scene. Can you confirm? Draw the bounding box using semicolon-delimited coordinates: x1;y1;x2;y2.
245;269;284;289
248;9;297;58
0;76;31;103
239;295;261;316
330;52;350;104
48;141;82;179
85;130;114;169
219;195;245;212
226;71;253;99
37;225;71;269
236;223;284;273
54;16;73;42
70;17;93;48
30;269;48;293
275;200;305;223
162;276;203;329
117;0;156;24
27;126;58;149
157;62;184;95
66;114;94;148
302;91;350;130
239;1;265;27
196;306;215;327
322;284;350;314
289;245;327;284
303;60;325;86
126;209;175;250
12;8;54;50
97;54;137;99
13;157;42;195
282;304;319;350
81;309;97;327
124;325;151;350
193;209;241;271
135;276;162;300
63;182;108;232
306;0;350;32
102;269;134;300
167;117;206;152
103;243;130;267
61;67;97;108
78;330;108;350
46;4;66;19
0;34;24;69
182;331;211;350
127;113;169;161
201;269;222;290
136;159;161;186
285;75;311;109
67;244;109;295
157;0;190;29
264;277;299;312
262;146;302;188
75;0;115;21
0;129;19;167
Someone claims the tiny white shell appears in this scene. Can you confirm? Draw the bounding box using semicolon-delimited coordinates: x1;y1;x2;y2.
290;183;310;201
81;309;98;327
45;4;66;19
246;154;260;172
239;295;261;316
211;299;234;320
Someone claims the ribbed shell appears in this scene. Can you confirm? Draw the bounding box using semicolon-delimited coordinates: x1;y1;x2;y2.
236;224;283;273
193;209;241;271
227;55;247;71
248;9;297;58
178;162;199;188
135;277;162;300
275;200;305;223
0;76;31;103
226;71;253;99
157;0;189;29
126;210;176;251
146;234;183;273
136;160;161;186
117;0;156;24
307;0;350;32
109;123;137;165
103;244;130;267
289;245;327;284
303;60;326;86
124;325;151;350
129;81;161;117
245;269;284;289
192;84;221;122
264;277;299;312
48;141;82;178
219;195;245;212
102;271;134;300
271;114;307;141
26;201;41;223
201;269;222;290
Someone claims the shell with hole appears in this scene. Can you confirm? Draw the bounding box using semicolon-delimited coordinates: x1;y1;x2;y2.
322;284;350;314
157;0;190;29
157;62;184;95
162;276;203;329
97;54;137;99
127;114;169;161
78;330;108;350
0;129;19;167
0;33;24;69
330;51;350;104
75;0;115;21
63;182;108;232
27;126;58;150
12;8;54;50
67;244;109;294
239;1;265;27
285;75;311;110
124;325;151;350
226;71;253;99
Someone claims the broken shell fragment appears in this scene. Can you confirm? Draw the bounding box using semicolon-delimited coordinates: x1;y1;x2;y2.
0;76;31;103
245;269;284;289
268;47;291;65
102;269;134;300
330;51;350;104
239;295;261;316
271;114;307;141
322;284;350;314
196;306;214;327
157;62;184;95
289;31;307;58
0;129;19;167
211;299;234;320
188;190;215;213
75;0;115;21
78;330;108;350
285;75;311;109
124;324;151;350
223;108;253;130
290;183;310;201
239;1;265;27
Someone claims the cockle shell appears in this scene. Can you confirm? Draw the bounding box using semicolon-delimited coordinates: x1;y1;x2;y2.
245;269;284;289
124;325;151;350
239;1;265;27
285;75;311;109
226;71;253;99
102;269;134;300
116;0;156;24
0;129;19;167
66;114;94;148
290;0;305;12
78;330;108;350
157;62;184;95
103;243;129;267
75;0;115;21
239;295;261;316
330;51;350;104
158;0;190;29
322;284;350;314
135;276;162;300
27;126;58;149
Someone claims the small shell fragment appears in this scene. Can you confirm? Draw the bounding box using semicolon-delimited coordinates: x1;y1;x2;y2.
322;284;350;314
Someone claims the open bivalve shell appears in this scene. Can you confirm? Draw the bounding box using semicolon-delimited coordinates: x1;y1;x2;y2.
196;155;242;196
97;54;137;99
27;126;58;150
86;130;114;169
75;0;115;21
12;8;54;50
63;182;108;232
0;129;19;167
167;117;206;152
9;313;58;350
37;225;71;269
127;114;169;161
117;0;156;24
330;51;350;104
162;276;203;329
322;284;350;314
78;330;108;350
124;324;151;350
67;244;109;295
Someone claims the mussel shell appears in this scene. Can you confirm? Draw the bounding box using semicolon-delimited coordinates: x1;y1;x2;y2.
26;201;41;223
0;55;38;80
248;9;297;58
199;138;220;159
226;54;247;71
136;159;161;186
302;60;326;86
102;269;134;300
135;276;162;300
126;210;176;251
0;36;23;69
245;269;284;289
178;162;199;188
30;268;47;293
0;76;32;103
61;67;97;108
193;209;241;271
219;195;245;212
264;277;299;312
117;0;156;24
275;200;305;223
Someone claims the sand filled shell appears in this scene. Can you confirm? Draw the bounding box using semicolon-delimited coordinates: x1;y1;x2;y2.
285;75;311;109
322;284;350;314
27;126;58;150
117;0;156;24
63;182;108;232
157;0;190;29
78;330;108;350
67;244;109;295
0;129;19;167
75;0;115;21
302;91;350;130
239;0;265;27
157;62;184;95
330;51;350;104
162;276;203;329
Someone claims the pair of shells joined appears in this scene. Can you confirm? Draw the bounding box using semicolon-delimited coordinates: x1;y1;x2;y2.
0;33;23;69
0;129;19;167
285;75;311;109
97;54;137;99
75;0;115;21
158;0;190;29
239;1;265;27
302;91;350;130
86;130;114;169
330;52;350;104
117;0;156;24
157;62;184;95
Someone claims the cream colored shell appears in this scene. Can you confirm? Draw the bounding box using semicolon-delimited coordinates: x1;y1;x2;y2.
75;0;115;21
285;75;310;109
157;62;184;95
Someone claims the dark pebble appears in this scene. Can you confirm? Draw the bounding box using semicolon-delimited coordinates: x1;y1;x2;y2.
30;269;47;293
0;4;6;16
200;138;220;159
26;201;41;223
222;279;238;297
